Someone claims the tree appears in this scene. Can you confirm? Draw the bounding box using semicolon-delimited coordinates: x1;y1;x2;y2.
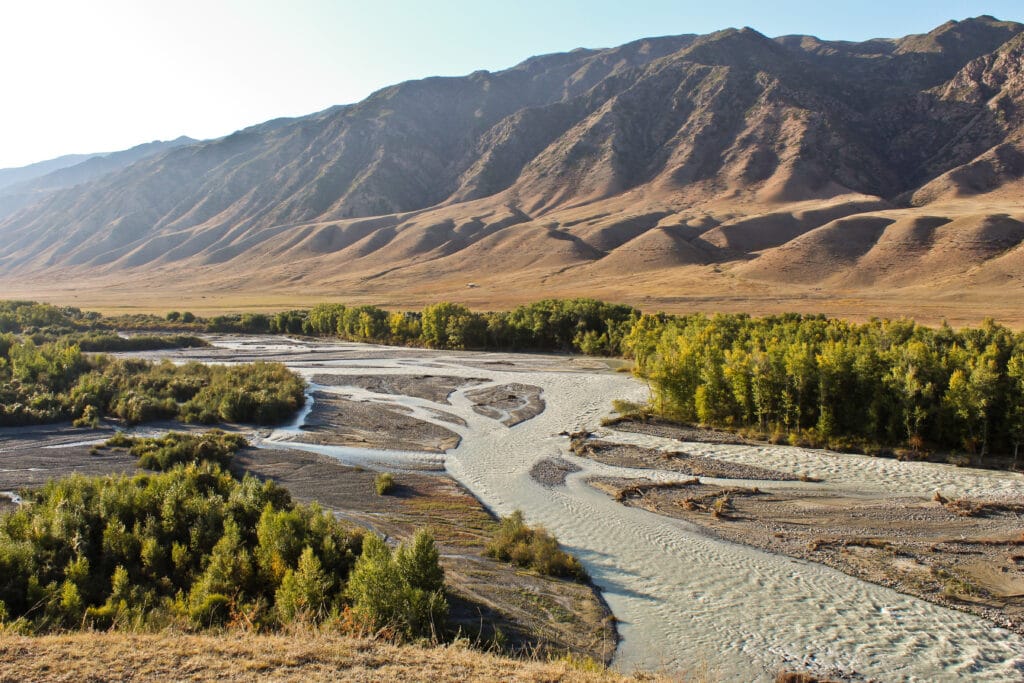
275;546;333;623
695;348;734;426
1007;352;1024;469
396;530;444;594
887;341;937;450
783;342;816;431
943;345;1000;461
346;533;447;640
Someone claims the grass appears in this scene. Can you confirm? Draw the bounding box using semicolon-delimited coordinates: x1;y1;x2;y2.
933;568;982;599
0;631;669;682
806;537;895;553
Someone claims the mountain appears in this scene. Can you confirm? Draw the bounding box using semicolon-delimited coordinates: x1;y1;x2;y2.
1;16;1023;322
0;137;196;219
0;153;97;191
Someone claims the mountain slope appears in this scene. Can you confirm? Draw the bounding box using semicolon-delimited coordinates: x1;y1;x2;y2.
0;137;196;219
2;16;1024;319
0;153;95;190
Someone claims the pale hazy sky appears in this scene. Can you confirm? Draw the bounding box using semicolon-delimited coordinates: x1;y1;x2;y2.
1;0;1021;168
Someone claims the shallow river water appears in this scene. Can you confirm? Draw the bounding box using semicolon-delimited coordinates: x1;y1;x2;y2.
154;337;1024;681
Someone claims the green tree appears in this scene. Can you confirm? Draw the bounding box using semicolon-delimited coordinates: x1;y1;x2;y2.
1007;352;1024;469
275;546;333;623
346;533;447;640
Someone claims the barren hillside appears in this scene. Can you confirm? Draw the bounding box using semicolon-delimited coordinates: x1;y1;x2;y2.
2;16;1023;323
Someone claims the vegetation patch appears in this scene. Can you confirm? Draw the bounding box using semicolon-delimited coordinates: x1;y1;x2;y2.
0;631;666;682
0;463;365;633
374;473;396;496
484;511;588;582
613;479;702;502
0;438;450;642
346;530;448;640
625;313;1024;470
104;430;248;471
943;498;1024;517
0;334;305;427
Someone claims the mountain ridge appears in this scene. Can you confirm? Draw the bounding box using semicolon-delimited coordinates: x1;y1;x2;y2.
0;136;196;220
2;16;1023;321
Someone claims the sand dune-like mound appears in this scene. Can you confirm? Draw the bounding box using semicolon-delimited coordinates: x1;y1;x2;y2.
699;197;891;253
589;227;712;275
736;215;894;284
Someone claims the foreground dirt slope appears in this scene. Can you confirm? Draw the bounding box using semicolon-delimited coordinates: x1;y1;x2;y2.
0;633;664;682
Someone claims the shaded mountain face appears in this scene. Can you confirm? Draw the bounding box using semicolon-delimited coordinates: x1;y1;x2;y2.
0;137;196;220
2;16;1024;309
0;153;96;191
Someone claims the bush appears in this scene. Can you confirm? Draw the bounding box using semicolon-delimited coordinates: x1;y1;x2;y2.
374;473;395;496
72;404;101;429
275;546;334;623
181;362;306;425
0;331;305;429
0;463;362;633
485;511;588;581
106;430;248;471
346;531;447;640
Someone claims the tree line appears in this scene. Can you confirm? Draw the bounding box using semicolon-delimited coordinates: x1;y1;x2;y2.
622;313;1024;468
2;298;641;355
5;298;1024;467
112;299;640;355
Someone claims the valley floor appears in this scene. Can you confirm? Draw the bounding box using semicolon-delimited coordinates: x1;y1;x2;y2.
4;277;1024;329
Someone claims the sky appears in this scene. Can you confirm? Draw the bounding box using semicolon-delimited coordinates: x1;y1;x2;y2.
0;1;1021;168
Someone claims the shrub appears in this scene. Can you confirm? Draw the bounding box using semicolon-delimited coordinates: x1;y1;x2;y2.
374;473;395;496
346;531;448;640
275;546;334;623
106;430;247;471
0;463;362;633
0;332;304;429
72;404;101;429
485;511;588;581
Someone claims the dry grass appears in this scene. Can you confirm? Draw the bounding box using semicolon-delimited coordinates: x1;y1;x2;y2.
612;479;701;502
943;499;1024;517
807;537;895;552
0;631;666;683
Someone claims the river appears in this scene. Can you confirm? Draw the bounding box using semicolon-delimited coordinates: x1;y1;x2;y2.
148;336;1024;682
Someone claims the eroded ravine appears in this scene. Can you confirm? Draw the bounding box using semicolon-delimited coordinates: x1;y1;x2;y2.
151;337;1024;681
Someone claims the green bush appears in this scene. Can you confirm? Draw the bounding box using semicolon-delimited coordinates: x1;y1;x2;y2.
346;530;447;640
0;333;305;428
374;472;395;496
0;464;362;632
485;511;588;582
105;430;248;471
275;546;334;623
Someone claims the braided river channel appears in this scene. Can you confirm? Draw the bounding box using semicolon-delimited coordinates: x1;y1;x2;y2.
150;336;1024;682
